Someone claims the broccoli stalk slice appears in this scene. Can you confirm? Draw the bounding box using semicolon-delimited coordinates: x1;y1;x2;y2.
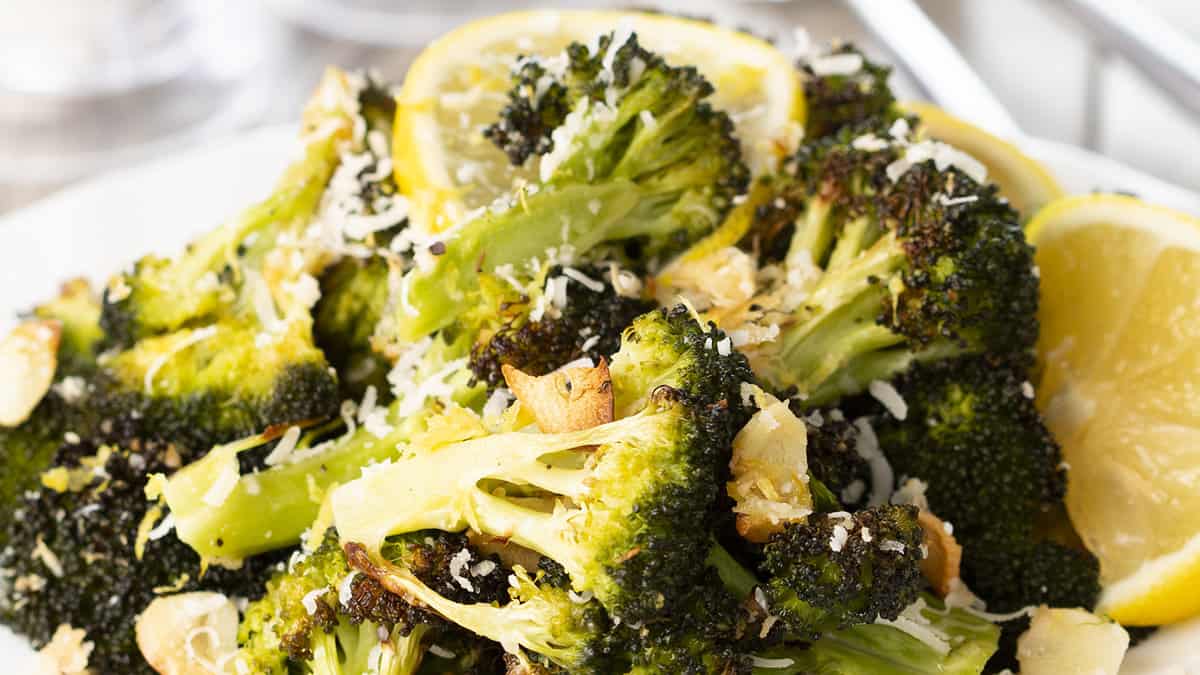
333;407;682;611
163;423;403;561
346;545;601;671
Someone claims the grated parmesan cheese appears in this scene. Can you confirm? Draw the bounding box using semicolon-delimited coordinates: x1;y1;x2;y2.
143;325;218;394
810;52;863;76
830;525;849;552
562;266;605;292
264;426;302;466
751;656;796;669
449;548;474;592
868;380;908;420
852;417;894;507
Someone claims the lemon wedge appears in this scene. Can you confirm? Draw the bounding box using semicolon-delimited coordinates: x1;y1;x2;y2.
1030;193;1200;625
905;101;1063;217
393;9;803;232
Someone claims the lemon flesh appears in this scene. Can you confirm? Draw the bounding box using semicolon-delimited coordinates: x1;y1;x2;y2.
1030;194;1200;625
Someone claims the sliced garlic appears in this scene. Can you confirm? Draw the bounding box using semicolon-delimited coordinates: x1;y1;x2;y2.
136;592;239;675
0;319;61;427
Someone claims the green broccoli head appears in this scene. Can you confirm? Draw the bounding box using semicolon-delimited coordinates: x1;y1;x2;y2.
343;542;622;674
91;319;339;449
335;307;754;624
759;505;926;639
239;530;505;675
869;355;1065;552
625;568;757;675
801;44;898;140
468;263;654;392
378;31;749;345
31;278;104;376
99;71;396;347
865;355;1100;670
754;118;1038;403
0;440;285;675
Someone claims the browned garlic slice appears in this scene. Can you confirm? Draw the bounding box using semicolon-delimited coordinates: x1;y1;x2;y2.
501;359;614;433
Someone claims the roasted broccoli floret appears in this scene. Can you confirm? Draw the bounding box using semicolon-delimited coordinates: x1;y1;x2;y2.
801;44;898;140
336;307;753;624
238;530;505;675
866;355;1100;670
750;119;1038;404
379;31;748;345
0;440;285;675
91;319;339;448
0;281;107;543
755;596;1000;675
758;505;926;639
870;356;1066;553
468;263;654;390
99;70;393;346
314;256;395;402
161;328;482;562
345;542;624;674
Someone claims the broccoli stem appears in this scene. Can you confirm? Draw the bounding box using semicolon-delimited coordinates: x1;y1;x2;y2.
166;419;410;561
704;543;759;599
331;413;664;555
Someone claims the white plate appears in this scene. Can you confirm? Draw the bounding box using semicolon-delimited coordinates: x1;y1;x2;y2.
1;125;1198;673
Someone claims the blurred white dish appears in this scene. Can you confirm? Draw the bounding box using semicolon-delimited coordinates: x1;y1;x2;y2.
0;124;1197;673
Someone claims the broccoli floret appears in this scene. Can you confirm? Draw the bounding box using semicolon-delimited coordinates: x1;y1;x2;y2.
335;307;753;624
91;319;339;448
162;330;483;562
800;44;898;140
755;596;1000;675
626;567;757;675
99;71;393;347
0;440;285;675
751;119;1038;404
81;72;408;446
468;263;654;391
379;32;748;345
314;256;395;402
865;355;1100;670
344;542;624;674
870;356;1065;553
239;530;505;675
758;505;926;639
0;281;108;538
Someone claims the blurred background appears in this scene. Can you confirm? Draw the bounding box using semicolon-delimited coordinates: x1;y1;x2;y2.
0;0;1197;216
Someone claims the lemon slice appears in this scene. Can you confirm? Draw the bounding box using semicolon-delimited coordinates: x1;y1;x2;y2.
1030;194;1200;625
904;101;1063;217
394;9;803;232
